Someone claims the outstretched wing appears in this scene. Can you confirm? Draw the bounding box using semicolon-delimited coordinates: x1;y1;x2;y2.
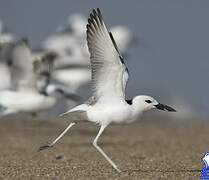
86;8;129;100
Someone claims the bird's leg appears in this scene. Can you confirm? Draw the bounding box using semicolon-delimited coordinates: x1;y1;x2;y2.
93;125;122;173
38;122;76;151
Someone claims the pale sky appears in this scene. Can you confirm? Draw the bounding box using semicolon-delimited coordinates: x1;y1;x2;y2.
0;0;209;117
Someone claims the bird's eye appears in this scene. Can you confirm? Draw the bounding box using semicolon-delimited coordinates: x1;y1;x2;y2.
145;100;152;103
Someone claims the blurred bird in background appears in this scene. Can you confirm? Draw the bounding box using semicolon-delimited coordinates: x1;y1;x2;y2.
0;13;136;117
0;39;57;115
0;20;15;91
42;13;137;112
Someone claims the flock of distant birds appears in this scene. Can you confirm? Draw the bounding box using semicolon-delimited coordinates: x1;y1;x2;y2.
0;13;137;117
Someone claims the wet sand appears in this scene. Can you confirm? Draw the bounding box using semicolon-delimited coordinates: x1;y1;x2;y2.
0;117;207;180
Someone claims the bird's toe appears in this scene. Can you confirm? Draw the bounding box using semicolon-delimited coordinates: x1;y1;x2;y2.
38;144;53;152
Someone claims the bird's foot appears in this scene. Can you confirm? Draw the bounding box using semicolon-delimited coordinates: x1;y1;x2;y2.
114;166;122;173
38;143;53;152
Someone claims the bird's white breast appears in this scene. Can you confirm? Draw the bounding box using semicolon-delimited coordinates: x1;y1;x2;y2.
87;99;133;126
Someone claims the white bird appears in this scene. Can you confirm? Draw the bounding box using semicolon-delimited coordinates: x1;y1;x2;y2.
56;14;86;38
43;13;137;92
32;49;82;114
43;14;88;68
110;26;138;53
0;63;11;90
66;14;87;39
42;28;90;93
42;18;91;111
0;22;16;90
39;9;176;172
0;20;15;44
0;39;57;115
0;20;2;33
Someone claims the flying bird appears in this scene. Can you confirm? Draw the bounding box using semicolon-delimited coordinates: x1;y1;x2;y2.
39;8;176;172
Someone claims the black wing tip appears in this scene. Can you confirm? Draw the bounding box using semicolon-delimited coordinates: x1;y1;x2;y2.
92;8;101;14
93;9;96;14
87;8;103;29
96;8;102;16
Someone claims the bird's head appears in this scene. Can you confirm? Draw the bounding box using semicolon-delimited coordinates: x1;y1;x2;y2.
17;38;29;47
132;95;176;113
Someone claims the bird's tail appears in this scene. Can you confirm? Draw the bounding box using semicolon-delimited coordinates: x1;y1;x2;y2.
59;104;88;122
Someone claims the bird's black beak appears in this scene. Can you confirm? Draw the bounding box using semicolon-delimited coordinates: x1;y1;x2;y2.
155;103;176;112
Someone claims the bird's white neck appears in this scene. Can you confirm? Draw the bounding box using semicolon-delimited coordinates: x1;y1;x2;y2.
130;96;154;117
131;102;144;118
